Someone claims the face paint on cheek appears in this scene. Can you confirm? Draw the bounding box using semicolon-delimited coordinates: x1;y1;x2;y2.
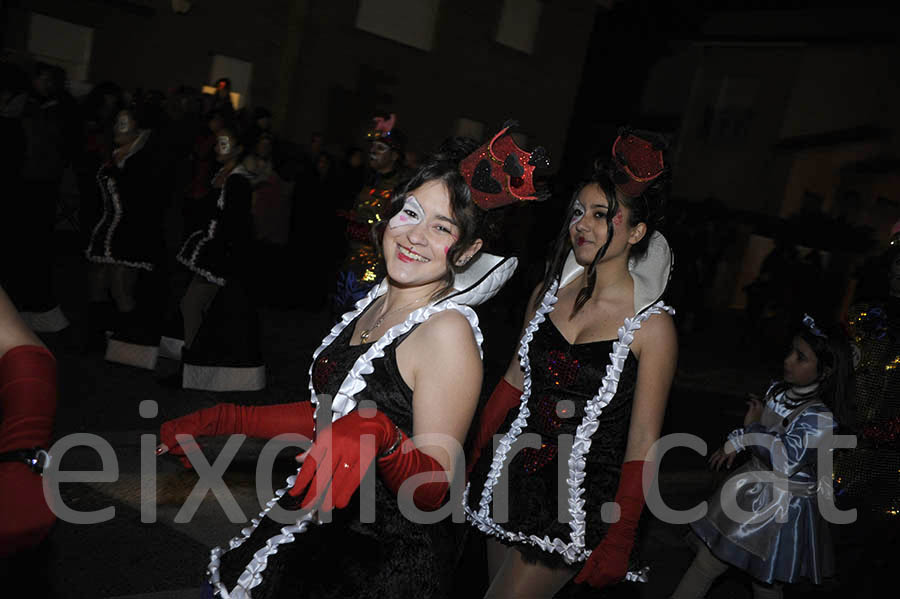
444;246;451;256
613;209;624;226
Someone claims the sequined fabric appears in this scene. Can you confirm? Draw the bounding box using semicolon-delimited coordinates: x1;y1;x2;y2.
833;299;900;517
467;317;638;569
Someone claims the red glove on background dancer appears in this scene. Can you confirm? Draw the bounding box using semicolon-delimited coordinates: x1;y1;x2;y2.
289;408;450;512
158;402;315;468
0;345;58;557
466;378;522;476
575;460;647;588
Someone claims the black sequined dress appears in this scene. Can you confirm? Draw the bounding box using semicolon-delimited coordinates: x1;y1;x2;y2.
216;320;460;598
467;316;639;571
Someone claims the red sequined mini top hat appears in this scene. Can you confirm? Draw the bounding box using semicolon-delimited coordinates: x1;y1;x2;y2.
459;120;550;211
611;128;667;198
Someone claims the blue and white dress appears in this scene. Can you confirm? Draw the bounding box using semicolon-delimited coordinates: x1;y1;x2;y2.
691;386;837;584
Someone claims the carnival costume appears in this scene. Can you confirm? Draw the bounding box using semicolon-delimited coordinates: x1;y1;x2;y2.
173;164;264;391
692;378;837;586
159;125;549;598
85;129;168;369
465;131;671;593
334;114;408;310
833;225;900;517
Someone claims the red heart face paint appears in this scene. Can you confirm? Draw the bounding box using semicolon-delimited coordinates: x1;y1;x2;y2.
613;208;623;226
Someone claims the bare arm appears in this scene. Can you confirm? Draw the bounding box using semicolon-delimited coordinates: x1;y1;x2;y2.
400;309;484;481
0;286;44;357
624;311;678;463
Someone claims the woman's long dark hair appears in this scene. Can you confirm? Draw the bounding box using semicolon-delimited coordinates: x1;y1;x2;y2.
534;161;667;314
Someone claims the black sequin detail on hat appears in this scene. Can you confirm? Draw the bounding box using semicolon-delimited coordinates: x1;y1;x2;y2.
472;159;502;194
503;153;524;178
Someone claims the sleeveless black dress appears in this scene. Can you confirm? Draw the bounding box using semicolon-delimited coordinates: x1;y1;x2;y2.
467;316;640;572
216;320;459;598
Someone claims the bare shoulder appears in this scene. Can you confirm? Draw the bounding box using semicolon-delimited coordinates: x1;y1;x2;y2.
0;287;44;357
415;308;478;350
632;308;677;359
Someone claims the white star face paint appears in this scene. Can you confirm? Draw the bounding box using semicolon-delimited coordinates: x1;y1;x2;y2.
388;196;424;229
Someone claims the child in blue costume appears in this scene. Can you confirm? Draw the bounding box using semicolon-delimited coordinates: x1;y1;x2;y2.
672;314;851;598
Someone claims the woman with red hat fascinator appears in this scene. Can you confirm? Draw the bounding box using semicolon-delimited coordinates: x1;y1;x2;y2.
465;128;677;596
157;124;549;598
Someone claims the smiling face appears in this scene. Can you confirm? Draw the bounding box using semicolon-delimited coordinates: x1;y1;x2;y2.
383;180;476;289
369;141;397;172
783;335;820;386
215;130;240;163
568;183;643;267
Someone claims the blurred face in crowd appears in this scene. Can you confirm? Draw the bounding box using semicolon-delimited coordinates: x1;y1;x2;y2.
783;335;819;386
215;129;241;164
255;135;273;160
113;110;139;147
369;141;397;173
32;70;54;98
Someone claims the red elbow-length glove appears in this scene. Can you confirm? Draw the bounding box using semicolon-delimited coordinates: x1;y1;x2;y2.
159;401;315;468
0;345;58;557
289;409;450;512
466;378;522;476
575;460;647;588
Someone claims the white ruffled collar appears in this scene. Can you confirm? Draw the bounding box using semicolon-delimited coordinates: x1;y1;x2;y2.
559;231;673;315
369;252;518;308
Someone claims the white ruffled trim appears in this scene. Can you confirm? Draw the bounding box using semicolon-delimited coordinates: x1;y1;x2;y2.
176;224;225;286
210;282;487;597
207;469;318;599
85;166;154;271
465;283;674;570
177;167;252;287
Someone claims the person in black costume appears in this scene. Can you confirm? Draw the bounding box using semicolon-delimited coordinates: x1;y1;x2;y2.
465;130;678;597
174;127;264;391
85;104;168;367
157;127;549;598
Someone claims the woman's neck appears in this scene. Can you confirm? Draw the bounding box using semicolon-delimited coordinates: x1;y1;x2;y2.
785;380;820;401
576;253;633;302
380;280;443;314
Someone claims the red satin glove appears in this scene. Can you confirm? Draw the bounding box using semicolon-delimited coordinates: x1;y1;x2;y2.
0;345;58;557
158;401;315;468
466;378;522;477
378;427;450;511
575;460;647;588
288;409;395;510
288;409;451;512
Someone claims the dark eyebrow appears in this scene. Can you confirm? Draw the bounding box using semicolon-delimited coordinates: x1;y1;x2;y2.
434;214;459;227
590;204;609;210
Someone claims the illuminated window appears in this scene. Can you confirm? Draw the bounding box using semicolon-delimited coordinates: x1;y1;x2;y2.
496;0;541;54
356;0;440;51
